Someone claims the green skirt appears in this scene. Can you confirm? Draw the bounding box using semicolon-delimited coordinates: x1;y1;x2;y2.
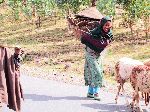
84;47;103;87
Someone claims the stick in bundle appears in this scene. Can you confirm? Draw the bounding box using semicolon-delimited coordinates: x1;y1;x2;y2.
67;16;99;40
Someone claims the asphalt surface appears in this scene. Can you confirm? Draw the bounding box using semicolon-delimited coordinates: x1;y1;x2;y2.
2;75;150;112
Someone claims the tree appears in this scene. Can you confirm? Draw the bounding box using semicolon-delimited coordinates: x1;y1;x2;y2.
96;0;116;30
6;0;58;27
56;0;95;16
0;0;4;4
97;0;116;16
116;0;150;37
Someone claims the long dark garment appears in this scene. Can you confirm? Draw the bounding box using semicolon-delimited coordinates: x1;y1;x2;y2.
0;47;23;112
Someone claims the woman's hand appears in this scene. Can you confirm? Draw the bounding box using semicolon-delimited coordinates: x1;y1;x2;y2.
73;27;83;39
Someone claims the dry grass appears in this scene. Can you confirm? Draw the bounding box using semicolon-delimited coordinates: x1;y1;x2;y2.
0;8;150;83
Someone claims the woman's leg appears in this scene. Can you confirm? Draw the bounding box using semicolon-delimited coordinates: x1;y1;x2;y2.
87;86;94;98
94;86;100;94
93;86;100;101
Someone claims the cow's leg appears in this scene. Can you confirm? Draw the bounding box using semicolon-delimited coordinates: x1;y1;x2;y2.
147;93;149;105
118;80;129;106
135;92;143;112
130;89;138;109
115;63;122;104
145;92;149;106
115;83;122;104
132;88;143;112
121;83;125;95
0;102;2;112
141;92;144;99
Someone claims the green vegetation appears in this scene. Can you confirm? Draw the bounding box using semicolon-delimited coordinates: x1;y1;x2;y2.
0;0;149;82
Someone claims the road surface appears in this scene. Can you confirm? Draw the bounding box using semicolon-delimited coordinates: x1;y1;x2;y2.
2;75;150;112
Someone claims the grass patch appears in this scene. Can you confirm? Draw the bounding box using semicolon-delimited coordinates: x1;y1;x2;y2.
0;14;149;84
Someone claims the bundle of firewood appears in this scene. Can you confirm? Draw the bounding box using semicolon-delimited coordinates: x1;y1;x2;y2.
67;6;103;38
68;16;99;33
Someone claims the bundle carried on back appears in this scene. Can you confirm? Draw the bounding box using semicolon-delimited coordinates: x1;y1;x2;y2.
67;6;113;53
67;6;103;35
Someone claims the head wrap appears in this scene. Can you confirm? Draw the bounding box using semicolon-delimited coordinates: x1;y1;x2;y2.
90;16;113;40
100;16;111;27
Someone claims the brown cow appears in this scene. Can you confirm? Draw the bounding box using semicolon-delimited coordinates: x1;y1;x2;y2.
115;57;150;112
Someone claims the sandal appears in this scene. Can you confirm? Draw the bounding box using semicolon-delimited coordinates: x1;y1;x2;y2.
94;93;101;101
87;93;94;98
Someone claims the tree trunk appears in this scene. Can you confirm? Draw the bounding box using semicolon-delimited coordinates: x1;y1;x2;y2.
32;4;36;17
54;11;57;25
91;0;97;6
35;16;41;28
22;0;27;6
129;20;133;37
143;16;149;38
0;0;4;4
111;17;114;30
1;0;7;8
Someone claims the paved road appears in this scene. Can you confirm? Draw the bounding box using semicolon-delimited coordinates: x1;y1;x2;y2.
2;75;150;112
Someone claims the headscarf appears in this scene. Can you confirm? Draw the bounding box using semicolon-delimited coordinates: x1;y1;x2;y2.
90;16;113;40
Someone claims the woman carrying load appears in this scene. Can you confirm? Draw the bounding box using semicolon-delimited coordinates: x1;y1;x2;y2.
81;16;113;101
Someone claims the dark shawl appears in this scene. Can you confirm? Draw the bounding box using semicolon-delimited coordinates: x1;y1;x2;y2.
90;16;113;40
81;16;113;53
0;47;23;112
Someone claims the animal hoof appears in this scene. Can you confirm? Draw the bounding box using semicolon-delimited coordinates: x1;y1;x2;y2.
115;98;117;104
129;103;134;109
134;107;143;112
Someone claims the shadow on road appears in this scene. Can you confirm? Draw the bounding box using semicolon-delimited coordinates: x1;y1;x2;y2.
24;94;89;101
82;103;130;112
24;94;52;101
